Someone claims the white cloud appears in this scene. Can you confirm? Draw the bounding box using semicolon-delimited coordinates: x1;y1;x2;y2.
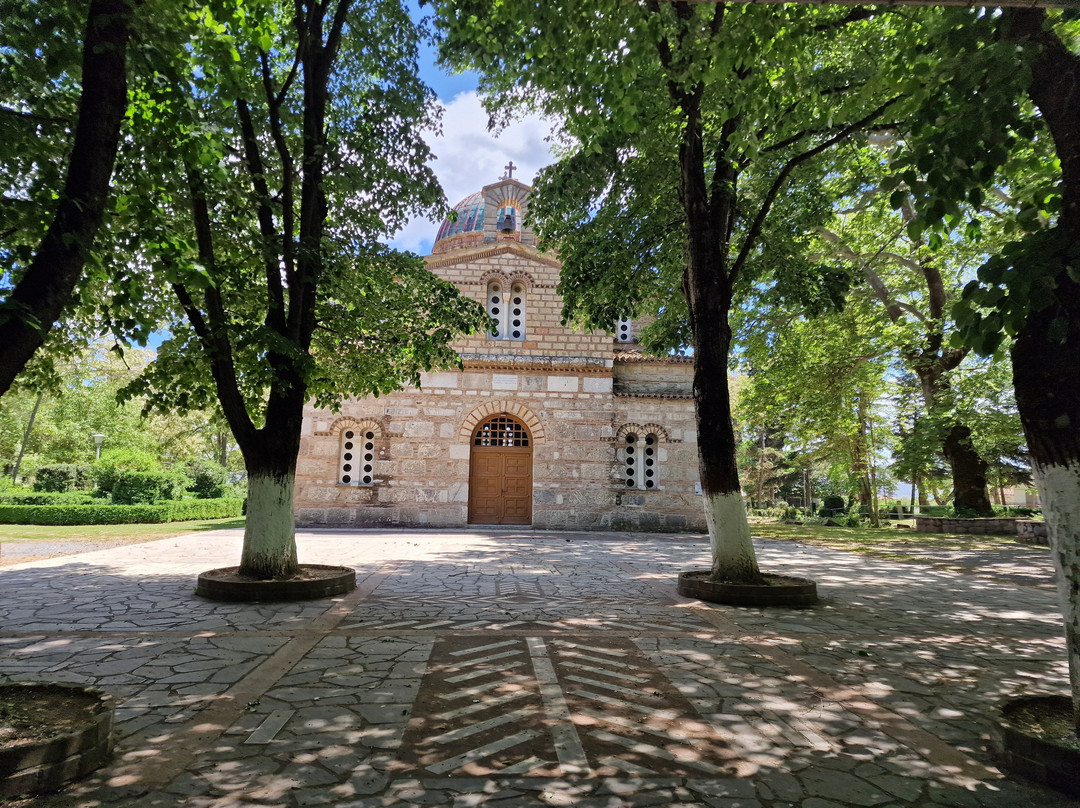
389;91;556;256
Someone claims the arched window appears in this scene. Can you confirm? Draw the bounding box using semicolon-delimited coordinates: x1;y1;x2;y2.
616;317;634;343
487;280;527;341
621;431;660;489
496;205;517;233
339;427;378;486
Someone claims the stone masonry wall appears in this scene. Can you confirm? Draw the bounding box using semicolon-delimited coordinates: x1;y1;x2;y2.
294;364;706;532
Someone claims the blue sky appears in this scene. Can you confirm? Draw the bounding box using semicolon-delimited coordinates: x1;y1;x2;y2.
389;1;555;256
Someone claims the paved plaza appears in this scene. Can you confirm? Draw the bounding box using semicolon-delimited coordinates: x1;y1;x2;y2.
0;528;1073;807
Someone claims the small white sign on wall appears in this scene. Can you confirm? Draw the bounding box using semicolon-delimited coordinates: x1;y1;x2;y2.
694;482;702;495
492;374;519;390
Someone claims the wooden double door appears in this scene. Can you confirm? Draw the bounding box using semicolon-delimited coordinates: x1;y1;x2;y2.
467;415;533;525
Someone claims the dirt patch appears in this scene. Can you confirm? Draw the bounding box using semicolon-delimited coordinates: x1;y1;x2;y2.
0;684;104;750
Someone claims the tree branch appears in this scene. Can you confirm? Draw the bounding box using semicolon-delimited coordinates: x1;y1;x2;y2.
234;98;288;332
729;95;902;286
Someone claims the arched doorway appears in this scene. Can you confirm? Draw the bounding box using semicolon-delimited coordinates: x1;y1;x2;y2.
468;413;533;525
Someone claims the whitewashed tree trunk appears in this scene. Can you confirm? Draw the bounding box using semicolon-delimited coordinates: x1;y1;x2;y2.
705;491;760;581
239;472;298;579
1037;463;1080;718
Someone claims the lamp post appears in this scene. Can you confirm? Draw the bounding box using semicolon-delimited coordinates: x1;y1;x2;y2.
91;433;105;461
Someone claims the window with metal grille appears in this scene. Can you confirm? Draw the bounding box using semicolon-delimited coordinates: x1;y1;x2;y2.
339;428;377;486
616;317;634;343
473;415;530;447
621;431;659;489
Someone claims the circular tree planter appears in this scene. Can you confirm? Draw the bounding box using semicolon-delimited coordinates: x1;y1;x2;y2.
195;564;356;602
677;570;818;607
990;694;1080;798
0;683;114;798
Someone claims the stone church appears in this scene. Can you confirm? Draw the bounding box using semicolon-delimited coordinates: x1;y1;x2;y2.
294;172;707;532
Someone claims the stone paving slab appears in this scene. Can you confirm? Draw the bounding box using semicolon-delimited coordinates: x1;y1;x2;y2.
0;528;1073;807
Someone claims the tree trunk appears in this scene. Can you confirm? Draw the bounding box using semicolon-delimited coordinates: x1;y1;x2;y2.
942;422;993;516
1012;279;1080;733
672;68;759;582
1005;8;1080;732
693;321;758;582
0;0;133;396
12;392;43;483
237;417;303;579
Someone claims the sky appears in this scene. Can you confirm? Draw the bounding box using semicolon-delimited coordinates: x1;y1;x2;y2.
388;3;556;257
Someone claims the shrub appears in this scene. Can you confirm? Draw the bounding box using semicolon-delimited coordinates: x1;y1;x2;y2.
818;495;846;518
183;459;228;499
92;448;161;496
0;498;245;525
32;464;93;493
0;491;96;506
111;471;184;505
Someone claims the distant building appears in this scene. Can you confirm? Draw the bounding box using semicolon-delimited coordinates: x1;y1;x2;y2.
294;174;706;531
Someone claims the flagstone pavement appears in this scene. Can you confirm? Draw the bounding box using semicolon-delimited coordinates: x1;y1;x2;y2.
0;528;1074;808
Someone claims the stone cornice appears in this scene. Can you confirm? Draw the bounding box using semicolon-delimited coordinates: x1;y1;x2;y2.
425;242;561;272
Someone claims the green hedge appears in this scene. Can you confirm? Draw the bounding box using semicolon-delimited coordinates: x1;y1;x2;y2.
0;492;98;506
0;498;245;525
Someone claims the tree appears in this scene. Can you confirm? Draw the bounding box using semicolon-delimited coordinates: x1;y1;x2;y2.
0;0;137;396
437;0;915;582
114;0;486;579
876;7;1080;731
736;303;893;524
0;343;220;480
812;147;1014;515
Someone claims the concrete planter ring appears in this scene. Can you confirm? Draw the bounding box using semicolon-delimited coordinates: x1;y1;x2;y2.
990;694;1080;797
195;564;357;602
0;683;114;798
677;570;818;607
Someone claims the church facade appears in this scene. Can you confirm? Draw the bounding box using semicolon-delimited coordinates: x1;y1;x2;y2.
294;175;707;532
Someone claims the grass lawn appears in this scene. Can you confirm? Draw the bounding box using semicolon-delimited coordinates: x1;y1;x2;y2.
749;517;1040;562
0;517;245;565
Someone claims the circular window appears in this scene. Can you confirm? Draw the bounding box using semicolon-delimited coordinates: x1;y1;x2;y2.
365;441;374;451
492;284;501;293
512;330;521;338
626;435;636;444
365;431;374;440
341;474;351;484
363;475;372;484
645;468;654;478
491;306;500;316
342;463;352;472
364;453;373;462
645;479;655;489
513;319;521;327
513;297;522;305
344;441;353;450
345;430;354;439
490;296;500;304
625;478;634;487
645;435;655;446
512;284;523;293
343;452;352;461
363;464;372;473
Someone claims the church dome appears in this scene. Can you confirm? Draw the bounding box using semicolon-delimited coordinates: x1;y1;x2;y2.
434;191;485;246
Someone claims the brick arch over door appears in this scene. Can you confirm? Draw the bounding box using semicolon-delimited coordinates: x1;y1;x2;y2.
459;401;545;444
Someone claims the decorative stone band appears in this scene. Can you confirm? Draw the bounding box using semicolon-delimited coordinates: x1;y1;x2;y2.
460;400;546;444
460;354;611;372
